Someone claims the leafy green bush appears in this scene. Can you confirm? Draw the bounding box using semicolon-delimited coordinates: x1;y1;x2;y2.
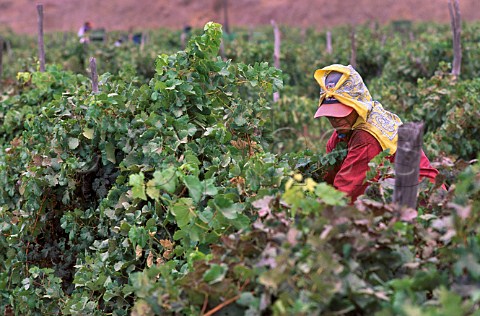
0;22;284;314
424;77;480;160
1;20;480;316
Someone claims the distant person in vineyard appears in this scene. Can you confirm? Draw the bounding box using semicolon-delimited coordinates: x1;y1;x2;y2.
181;25;192;49
313;64;441;203
77;21;92;43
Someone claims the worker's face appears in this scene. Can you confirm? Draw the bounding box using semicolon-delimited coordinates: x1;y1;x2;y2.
327;110;359;134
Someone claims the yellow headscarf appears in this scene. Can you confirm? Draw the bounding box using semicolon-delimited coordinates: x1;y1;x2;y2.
314;64;402;154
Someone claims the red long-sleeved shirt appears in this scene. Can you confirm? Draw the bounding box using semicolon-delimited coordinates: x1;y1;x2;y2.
324;130;440;202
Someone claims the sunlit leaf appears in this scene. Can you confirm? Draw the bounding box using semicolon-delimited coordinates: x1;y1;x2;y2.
129;173;147;200
203;263;227;284
83;127;94;139
68;137;79;150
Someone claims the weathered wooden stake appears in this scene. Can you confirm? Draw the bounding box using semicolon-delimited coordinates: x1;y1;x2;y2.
300;28;306;43
448;0;462;77
326;31;332;54
223;0;230;35
89;57;99;94
180;31;187;49
220;40;226;60
381;34;387;47
37;4;46;72
271;20;281;102
140;32;146;52
6;39;12;58
62;32;68;49
0;37;4;82
350;26;357;69
393;122;424;209
409;31;415;42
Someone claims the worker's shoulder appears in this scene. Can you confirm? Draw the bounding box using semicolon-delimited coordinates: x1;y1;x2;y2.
349;129;381;149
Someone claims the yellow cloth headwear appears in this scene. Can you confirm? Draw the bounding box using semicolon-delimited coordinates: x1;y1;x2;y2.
314;64;402;154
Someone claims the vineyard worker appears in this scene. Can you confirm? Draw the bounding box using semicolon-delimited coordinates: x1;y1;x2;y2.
78;21;92;43
314;64;440;203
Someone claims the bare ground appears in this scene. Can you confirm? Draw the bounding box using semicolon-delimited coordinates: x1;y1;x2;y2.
0;0;479;34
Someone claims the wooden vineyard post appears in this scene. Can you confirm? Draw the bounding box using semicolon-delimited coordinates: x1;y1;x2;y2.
180;30;187;49
448;0;462;77
0;37;3;82
220;40;226;60
350;26;356;69
140;32;144;52
271;20;281;102
393;122;424;209
381;34;387;48
326;31;332;54
223;0;230;35
62;32;68;49
90;57;99;94
140;32;146;52
37;4;46;72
